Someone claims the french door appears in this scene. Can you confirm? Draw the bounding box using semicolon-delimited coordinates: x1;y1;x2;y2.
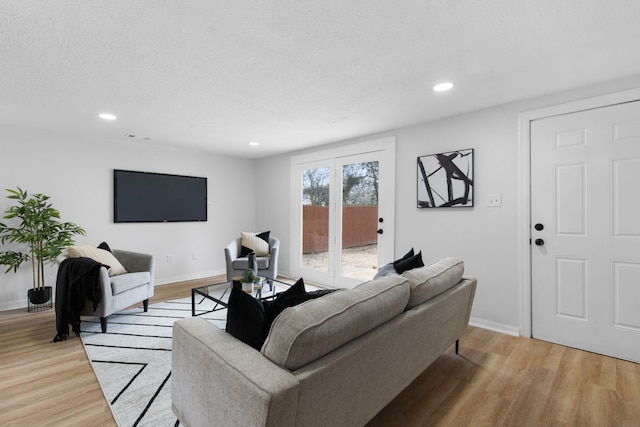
291;138;395;288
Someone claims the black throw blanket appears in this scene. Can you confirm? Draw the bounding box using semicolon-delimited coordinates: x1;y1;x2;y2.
53;257;106;342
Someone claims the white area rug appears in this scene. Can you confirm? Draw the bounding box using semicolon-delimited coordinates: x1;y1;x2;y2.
80;290;228;427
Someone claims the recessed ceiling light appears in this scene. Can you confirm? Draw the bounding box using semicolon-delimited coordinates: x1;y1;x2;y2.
98;113;117;120
433;82;455;92
248;141;260;146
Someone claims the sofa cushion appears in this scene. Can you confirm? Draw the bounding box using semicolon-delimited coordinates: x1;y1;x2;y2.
261;274;409;370
110;271;151;295
67;245;128;276
401;257;464;308
226;286;266;350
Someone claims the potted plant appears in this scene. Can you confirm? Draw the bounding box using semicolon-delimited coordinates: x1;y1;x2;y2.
0;187;86;307
241;269;258;293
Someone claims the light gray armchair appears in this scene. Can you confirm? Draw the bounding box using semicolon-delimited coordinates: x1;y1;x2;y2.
78;249;155;332
224;236;279;282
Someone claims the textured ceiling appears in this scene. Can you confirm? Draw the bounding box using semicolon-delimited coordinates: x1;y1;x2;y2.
2;1;640;158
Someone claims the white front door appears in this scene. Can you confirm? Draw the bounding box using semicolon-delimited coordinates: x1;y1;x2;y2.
290;138;395;288
531;100;640;363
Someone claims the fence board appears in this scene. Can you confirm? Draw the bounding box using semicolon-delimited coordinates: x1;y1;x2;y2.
302;205;377;253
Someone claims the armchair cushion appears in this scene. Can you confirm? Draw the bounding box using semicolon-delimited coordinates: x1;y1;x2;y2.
67;245;128;276
231;257;270;271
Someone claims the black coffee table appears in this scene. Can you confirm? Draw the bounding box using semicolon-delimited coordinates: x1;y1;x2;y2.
191;277;291;317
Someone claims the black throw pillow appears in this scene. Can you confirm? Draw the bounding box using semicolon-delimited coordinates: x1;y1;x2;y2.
398;248;414;261
263;278;308;335
374;248;415;278
226;287;266;350
393;250;424;274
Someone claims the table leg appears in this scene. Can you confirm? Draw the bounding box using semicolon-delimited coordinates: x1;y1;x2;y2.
191;288;196;317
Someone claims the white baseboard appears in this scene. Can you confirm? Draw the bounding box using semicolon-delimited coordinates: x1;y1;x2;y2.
0;299;28;312
154;269;225;286
469;316;520;337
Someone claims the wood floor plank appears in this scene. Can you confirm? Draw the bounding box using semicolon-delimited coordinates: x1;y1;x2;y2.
2;275;639;427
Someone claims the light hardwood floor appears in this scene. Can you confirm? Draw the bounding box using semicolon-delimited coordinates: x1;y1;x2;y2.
2;277;639;426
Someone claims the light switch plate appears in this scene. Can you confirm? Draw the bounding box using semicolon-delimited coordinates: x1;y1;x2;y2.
488;193;502;207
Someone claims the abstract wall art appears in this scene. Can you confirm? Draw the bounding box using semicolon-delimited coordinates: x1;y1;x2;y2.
417;148;474;208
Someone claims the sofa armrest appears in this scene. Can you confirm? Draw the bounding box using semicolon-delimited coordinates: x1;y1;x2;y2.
225;239;240;263
172;318;300;427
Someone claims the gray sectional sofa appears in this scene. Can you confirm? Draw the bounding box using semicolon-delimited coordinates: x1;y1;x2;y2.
171;257;476;427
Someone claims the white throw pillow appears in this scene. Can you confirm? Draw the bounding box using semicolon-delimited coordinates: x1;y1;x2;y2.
67;245;128;276
241;232;270;256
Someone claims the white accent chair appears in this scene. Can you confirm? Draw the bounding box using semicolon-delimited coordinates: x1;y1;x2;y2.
224;236;279;282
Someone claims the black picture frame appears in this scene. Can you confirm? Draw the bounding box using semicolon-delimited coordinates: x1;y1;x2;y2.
417;148;474;208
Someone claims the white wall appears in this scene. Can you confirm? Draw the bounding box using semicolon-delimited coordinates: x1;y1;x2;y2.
255;75;640;335
4;75;640;323
0;126;256;310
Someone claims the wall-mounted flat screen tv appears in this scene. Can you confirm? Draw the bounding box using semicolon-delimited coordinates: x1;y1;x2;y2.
114;169;207;223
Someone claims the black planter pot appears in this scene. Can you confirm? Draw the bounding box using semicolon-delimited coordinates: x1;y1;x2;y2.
27;286;53;312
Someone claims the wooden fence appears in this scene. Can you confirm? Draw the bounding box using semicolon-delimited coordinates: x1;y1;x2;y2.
302;205;378;253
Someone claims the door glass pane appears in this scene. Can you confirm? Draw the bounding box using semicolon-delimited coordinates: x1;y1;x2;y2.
301;167;330;272
341;161;378;281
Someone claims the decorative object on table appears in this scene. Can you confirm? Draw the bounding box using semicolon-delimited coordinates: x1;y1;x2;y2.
0;187;85;311
241;268;258;293
417;148;474;208
247;251;258;276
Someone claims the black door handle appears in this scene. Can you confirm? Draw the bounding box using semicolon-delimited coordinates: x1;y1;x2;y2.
535;238;544;246
535;223;544;231
377;229;383;234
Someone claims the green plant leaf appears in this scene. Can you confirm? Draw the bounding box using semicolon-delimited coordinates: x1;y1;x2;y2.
0;187;85;288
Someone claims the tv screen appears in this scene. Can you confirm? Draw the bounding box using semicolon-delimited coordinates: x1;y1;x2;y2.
114;170;207;223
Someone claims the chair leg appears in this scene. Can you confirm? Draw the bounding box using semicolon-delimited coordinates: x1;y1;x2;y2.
143;298;149;312
100;317;107;333
455;339;459;355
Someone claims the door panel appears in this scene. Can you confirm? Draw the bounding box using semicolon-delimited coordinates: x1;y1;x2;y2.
336;154;383;288
555;257;588;321
301;165;331;273
613;158;640;237
554;163;586;236
531;100;640;363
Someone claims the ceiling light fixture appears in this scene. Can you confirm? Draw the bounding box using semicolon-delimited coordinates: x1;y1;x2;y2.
248;141;260;146
98;113;117;120
433;82;454;92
